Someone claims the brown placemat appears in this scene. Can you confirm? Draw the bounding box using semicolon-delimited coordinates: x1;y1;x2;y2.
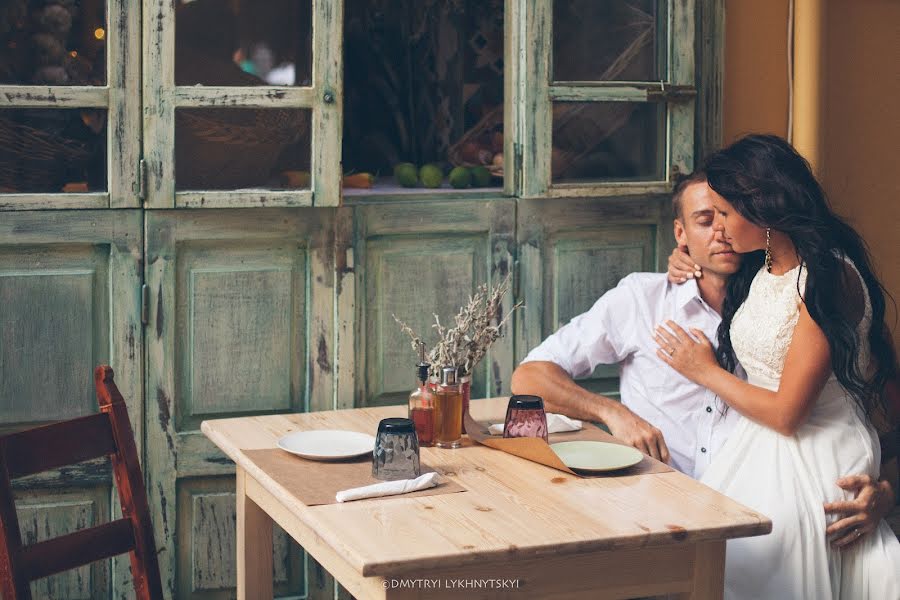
466;414;673;477
243;448;467;506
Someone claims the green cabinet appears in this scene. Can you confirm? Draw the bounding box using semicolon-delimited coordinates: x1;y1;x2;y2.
0;1;722;597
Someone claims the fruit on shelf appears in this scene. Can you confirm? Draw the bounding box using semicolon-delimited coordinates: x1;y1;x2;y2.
448;166;471;189
419;164;443;188
343;173;375;188
470;166;492;187
280;170;311;188
393;162;418;187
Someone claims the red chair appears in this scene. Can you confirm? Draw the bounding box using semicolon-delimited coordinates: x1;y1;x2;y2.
0;366;163;599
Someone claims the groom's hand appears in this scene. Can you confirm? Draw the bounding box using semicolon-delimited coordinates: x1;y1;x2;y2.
824;474;895;549
603;404;670;464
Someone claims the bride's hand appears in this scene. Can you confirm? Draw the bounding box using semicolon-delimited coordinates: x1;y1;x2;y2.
667;246;702;284
654;320;718;384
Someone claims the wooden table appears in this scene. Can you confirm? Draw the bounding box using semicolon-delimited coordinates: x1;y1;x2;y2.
201;398;771;599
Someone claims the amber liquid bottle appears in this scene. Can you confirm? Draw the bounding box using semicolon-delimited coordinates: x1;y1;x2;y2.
407;344;434;446
433;366;463;448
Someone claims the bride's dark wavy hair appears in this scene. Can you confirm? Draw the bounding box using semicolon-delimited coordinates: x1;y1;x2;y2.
704;134;897;419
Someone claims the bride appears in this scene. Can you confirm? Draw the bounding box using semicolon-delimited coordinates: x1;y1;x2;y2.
656;134;900;599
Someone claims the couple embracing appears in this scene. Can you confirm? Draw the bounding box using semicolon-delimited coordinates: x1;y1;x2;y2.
513;134;900;598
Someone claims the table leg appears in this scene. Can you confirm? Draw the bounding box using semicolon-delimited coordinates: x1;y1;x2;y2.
676;540;725;600
237;466;274;600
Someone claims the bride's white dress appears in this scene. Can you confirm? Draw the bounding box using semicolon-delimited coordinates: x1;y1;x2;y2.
700;262;900;599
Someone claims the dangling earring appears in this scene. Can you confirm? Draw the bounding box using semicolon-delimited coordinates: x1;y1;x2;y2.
765;228;773;272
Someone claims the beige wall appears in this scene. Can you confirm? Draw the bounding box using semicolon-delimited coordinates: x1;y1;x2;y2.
723;0;900;345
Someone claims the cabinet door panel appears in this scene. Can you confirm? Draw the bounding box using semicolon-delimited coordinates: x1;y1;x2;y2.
0;210;142;597
146;209;334;598
344;200;516;408
518;197;671;395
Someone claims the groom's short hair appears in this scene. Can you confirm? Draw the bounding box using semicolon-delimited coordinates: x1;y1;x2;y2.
671;169;708;220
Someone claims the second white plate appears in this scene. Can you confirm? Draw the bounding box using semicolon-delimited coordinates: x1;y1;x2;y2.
277;430;375;461
550;440;643;473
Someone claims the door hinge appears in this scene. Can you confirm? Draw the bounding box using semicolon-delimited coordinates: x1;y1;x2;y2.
138;159;147;202
141;284;149;326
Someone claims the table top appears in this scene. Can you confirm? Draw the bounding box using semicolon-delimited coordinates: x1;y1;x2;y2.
201;398;771;577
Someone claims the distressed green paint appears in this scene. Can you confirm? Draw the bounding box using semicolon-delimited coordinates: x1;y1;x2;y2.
0;210;142;598
175;479;303;598
348;200;516;407
145;209;335;598
16;492;112;599
519;0;553;198
312;0;344;208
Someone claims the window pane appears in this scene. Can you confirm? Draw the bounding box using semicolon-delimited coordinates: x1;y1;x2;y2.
175;108;311;190
0;109;107;193
175;0;312;87
551;102;664;183
0;1;107;85
553;0;666;82
343;0;504;192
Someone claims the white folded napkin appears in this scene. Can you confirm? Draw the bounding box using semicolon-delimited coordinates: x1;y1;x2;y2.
488;413;583;436
335;471;442;503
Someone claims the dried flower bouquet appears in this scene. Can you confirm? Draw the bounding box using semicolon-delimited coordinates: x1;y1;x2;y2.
394;272;523;379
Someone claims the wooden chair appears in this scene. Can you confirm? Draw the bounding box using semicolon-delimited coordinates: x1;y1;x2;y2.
0;366;163;599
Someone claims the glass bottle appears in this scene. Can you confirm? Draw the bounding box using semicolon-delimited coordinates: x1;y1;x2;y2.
433;366;463;448
407;342;434;447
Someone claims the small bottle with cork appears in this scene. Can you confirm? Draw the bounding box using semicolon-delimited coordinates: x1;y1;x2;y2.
407;342;434;446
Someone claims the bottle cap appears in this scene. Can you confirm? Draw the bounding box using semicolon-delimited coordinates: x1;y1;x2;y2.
416;341;430;384
440;366;458;386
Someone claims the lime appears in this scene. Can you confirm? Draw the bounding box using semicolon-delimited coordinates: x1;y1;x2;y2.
393;162;418;187
470;166;492;187
448;166;471;189
419;164;443;188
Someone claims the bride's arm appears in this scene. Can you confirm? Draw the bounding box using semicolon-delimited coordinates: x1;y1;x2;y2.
654;303;832;436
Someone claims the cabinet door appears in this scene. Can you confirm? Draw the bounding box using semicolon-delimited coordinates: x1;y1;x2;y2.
145;209;335;598
143;0;342;208
0;210;143;597
339;200;516;408
0;0;140;210
515;0;695;199
517;197;674;395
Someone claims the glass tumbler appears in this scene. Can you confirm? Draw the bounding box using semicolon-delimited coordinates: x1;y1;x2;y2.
503;395;549;443
372;418;421;481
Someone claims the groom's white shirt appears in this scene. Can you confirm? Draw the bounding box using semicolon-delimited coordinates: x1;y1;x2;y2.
522;273;742;479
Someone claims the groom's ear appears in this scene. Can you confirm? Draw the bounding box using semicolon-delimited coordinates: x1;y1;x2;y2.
673;218;688;247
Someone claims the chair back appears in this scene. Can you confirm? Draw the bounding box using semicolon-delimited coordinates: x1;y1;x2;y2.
0;366;163;599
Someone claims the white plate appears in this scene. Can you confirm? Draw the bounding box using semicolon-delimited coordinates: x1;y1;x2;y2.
277;430;376;461
550;440;643;473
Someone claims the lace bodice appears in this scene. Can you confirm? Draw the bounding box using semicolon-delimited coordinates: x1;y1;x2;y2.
731;260;872;388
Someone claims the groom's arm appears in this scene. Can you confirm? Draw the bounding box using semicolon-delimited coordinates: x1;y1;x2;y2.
511;361;670;463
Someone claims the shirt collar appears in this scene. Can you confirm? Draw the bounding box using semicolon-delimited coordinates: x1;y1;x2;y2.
672;277;703;311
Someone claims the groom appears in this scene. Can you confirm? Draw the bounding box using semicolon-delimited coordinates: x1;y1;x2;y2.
511;172;896;548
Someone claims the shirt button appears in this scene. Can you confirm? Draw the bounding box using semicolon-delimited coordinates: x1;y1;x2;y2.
706;406;712;413
701;447;707;453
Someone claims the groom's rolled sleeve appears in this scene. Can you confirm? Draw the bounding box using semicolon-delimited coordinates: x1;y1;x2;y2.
522;277;638;378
